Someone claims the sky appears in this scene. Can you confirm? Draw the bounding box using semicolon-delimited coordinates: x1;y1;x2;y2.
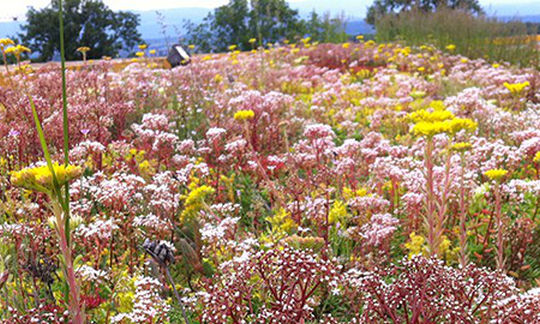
0;0;535;22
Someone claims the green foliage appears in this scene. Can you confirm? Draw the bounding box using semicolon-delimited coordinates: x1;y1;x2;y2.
20;0;142;62
366;0;483;25
374;8;539;67
185;0;348;52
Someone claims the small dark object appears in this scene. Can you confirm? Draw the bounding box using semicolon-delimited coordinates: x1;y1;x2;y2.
25;257;56;285
143;238;190;324
143;239;175;266
167;44;191;68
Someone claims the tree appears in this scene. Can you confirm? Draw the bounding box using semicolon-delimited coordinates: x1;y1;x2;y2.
366;0;483;25
185;0;349;53
185;0;304;53
20;0;142;62
305;11;348;44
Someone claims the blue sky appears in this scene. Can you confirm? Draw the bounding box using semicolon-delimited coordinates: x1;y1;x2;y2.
0;0;537;22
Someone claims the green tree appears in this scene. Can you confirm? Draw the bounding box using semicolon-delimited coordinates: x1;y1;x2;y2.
185;0;349;53
186;0;304;53
20;0;142;62
305;11;348;44
366;0;483;25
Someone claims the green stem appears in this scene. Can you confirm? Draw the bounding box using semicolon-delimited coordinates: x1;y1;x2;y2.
58;0;71;247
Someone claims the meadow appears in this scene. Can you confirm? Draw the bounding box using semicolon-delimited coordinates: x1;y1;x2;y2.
1;37;540;323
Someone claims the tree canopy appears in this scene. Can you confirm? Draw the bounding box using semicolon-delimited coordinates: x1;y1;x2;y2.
366;0;483;25
20;0;142;62
185;0;348;53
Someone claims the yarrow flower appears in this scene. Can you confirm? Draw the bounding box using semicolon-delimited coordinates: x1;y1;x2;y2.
233;109;255;121
10;163;82;193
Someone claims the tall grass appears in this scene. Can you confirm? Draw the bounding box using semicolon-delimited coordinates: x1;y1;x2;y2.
375;8;539;68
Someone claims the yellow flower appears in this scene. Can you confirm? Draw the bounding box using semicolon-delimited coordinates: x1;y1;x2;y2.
343;187;367;201
0;38;15;50
503;81;530;95
412;121;448;137
249;38;256;44
342;43;350;49
135;51;145;58
76;46;90;53
445;44;456;51
484;169;508;181
404;232;426;258
180;183;215;220
4;45;31;57
328;200;347;224
409;108;476;138
445;117;477;135
10;163;82;193
534;152;540;163
138;44;147;50
451;142;472;152
149;49;156;55
266;207;297;234
228;44;237;51
429;100;445;111
356;35;364;40
408;109;454;123
188;44;195;50
233;109;255;121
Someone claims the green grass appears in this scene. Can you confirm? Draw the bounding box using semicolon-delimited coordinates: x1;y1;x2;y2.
375;8;539;68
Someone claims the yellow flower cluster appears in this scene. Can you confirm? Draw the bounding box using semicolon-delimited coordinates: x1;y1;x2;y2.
404;232;426;258
409;108;477;138
342;186;367;201
180;182;215;220
266;207;297;234
484;168;508;181
328;200;347;224
0;38;15;50
503;81;530;95
233;109;255;121
4;44;31;58
10;163;82;193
